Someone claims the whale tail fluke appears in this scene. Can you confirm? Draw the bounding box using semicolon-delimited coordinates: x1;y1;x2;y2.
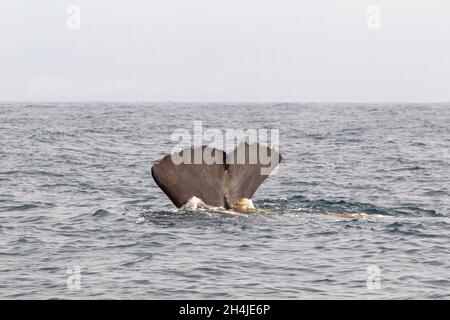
151;143;282;208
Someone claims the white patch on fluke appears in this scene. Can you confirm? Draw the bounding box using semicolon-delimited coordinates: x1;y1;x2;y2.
181;196;209;210
181;196;258;213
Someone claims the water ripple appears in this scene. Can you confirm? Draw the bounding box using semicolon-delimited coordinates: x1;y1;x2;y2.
1;102;449;299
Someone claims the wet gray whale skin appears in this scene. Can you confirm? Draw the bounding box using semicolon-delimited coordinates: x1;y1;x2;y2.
151;143;282;208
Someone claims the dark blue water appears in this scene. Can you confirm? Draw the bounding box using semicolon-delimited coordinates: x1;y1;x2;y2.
0;102;449;299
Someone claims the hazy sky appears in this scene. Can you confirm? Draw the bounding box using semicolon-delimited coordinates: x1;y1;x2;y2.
1;0;449;102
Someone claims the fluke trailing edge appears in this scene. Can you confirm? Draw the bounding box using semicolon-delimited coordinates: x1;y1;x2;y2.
151;143;282;209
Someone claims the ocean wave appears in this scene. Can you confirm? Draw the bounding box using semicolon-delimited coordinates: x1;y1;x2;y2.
125;195;443;222
255;196;443;217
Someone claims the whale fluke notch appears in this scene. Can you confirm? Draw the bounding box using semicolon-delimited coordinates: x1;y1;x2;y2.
151;143;282;208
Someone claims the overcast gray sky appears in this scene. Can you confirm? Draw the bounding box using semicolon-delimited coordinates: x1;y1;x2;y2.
1;0;449;102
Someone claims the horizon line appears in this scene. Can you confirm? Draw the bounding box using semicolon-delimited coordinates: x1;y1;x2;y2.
1;100;450;105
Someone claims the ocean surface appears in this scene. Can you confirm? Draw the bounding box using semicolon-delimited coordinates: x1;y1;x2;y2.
0;102;449;299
